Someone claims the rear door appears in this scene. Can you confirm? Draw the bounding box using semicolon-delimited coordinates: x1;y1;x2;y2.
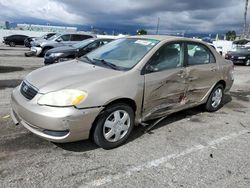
142;42;188;120
185;42;220;104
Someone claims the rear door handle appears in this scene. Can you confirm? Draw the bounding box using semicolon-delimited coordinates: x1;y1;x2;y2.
211;67;217;72
177;70;185;78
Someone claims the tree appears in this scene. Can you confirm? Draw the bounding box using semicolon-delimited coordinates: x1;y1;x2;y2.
226;31;236;41
137;29;147;35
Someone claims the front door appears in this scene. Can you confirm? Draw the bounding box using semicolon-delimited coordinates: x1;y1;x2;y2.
185;42;220;104
142;42;188;121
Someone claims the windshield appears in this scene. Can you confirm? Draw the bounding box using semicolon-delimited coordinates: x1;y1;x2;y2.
48;34;61;41
72;39;95;48
84;38;159;70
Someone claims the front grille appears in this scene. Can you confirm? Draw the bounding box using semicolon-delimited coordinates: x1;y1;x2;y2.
20;81;38;100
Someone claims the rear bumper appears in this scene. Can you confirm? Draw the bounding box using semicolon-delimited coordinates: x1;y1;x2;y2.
10;87;104;143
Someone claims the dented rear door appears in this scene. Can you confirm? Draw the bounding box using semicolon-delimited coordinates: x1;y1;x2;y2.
185;42;220;104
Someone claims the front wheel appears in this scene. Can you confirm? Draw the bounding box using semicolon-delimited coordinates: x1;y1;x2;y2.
9;42;15;47
245;60;250;66
93;103;134;149
205;84;224;112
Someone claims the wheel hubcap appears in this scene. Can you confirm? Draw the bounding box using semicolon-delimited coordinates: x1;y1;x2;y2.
211;88;223;108
103;110;130;142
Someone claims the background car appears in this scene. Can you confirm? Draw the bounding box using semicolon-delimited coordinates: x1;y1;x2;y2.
11;36;234;149
225;46;250;66
3;35;28;47
30;33;95;57
44;38;113;65
24;33;56;48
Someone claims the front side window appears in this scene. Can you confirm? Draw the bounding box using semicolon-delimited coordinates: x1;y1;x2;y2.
84;38;159;70
187;43;215;66
146;43;183;73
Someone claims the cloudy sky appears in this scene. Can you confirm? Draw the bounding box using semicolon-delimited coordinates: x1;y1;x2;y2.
0;0;247;34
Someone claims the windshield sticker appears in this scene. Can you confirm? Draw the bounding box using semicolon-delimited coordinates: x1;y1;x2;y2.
135;40;152;46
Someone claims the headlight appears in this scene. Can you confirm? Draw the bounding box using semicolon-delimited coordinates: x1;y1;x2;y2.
38;89;88;107
49;53;64;58
238;56;246;59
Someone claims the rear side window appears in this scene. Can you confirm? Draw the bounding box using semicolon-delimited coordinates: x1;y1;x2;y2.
71;34;92;41
60;34;71;41
187;43;215;66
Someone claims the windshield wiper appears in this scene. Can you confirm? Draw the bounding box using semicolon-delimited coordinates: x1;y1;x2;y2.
93;58;118;70
80;56;95;65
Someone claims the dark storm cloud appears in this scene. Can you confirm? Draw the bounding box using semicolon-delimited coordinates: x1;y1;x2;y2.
55;0;244;33
0;0;247;33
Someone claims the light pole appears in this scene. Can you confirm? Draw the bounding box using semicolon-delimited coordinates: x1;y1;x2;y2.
156;17;160;34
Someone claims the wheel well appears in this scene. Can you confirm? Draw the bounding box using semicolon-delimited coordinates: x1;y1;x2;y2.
89;98;137;139
42;46;53;53
105;98;137;112
217;80;226;89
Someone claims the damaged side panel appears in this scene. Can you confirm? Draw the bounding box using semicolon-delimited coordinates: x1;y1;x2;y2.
142;68;188;121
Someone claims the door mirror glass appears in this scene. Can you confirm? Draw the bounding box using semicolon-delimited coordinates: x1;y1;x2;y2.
56;38;62;42
145;64;159;73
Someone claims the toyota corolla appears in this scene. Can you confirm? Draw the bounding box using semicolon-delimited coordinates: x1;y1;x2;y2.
11;36;234;149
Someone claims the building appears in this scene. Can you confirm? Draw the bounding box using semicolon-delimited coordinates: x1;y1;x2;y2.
16;24;77;32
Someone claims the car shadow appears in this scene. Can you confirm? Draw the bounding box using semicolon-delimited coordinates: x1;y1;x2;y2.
55;94;232;152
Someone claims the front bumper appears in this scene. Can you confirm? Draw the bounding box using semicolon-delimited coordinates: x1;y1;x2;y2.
44;56;58;65
10;87;104;143
31;47;42;56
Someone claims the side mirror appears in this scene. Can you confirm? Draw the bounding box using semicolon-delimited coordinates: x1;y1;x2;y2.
56;38;62;42
145;65;158;73
75;49;80;58
84;47;91;53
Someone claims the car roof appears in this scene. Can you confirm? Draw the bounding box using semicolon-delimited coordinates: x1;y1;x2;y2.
128;35;206;44
58;33;93;36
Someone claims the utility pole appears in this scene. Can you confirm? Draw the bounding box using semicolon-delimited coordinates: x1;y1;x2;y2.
244;0;249;35
156;17;160;34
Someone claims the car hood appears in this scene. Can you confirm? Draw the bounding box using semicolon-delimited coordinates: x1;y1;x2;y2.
230;51;248;56
47;46;76;54
25;59;121;93
32;39;47;46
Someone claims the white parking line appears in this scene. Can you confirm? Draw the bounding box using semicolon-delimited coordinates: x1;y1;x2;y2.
82;130;249;187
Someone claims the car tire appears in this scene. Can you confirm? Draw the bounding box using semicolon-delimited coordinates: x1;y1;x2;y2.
93;103;135;149
9;42;15;47
205;84;224;112
245;60;250;66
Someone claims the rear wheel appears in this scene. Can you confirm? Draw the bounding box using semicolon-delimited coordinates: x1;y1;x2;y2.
205;84;224;112
9;42;15;47
93;103;134;149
